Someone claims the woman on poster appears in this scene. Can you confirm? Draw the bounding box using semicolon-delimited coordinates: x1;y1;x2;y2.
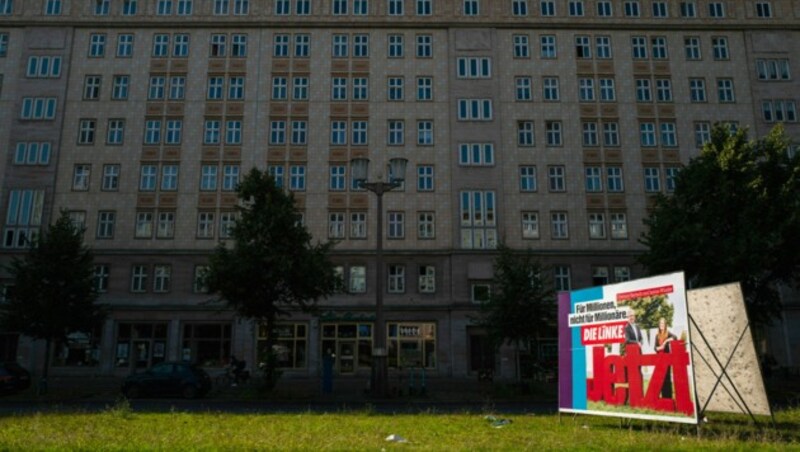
655;317;677;398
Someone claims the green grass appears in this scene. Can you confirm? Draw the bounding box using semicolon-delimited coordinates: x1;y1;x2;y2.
1;403;798;451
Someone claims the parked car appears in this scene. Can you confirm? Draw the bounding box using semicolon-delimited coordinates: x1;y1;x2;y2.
121;362;212;399
0;362;32;395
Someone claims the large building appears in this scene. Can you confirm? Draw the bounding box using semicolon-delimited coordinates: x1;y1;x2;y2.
0;0;798;381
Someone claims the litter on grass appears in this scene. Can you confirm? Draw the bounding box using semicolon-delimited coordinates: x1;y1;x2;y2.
484;415;513;428
385;434;408;443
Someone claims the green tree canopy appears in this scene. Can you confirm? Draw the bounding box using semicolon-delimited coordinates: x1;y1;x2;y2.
204;168;339;388
477;244;556;355
640;124;800;327
0;211;104;383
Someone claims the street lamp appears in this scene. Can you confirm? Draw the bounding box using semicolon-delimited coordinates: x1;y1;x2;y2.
350;156;408;397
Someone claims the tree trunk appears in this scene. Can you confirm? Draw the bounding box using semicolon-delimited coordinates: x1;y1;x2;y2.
262;312;280;391
38;338;51;395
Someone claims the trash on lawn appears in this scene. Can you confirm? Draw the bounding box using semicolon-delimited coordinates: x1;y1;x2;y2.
484;415;513;428
385;434;408;443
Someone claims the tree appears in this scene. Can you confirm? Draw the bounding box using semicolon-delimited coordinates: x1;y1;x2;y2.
640;124;800;327
477;244;556;379
204;168;339;390
0;211;104;391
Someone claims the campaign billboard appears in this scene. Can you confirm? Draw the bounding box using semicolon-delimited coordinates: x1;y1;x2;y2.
558;272;698;424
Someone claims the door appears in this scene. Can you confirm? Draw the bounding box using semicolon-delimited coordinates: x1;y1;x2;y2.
337;341;356;374
469;333;495;374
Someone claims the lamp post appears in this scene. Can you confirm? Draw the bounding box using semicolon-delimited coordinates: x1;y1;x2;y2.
350;156;408;397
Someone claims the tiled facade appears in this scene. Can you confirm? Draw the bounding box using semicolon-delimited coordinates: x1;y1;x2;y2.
0;0;798;379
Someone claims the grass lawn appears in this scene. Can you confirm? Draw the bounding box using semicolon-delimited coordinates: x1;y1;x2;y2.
0;402;798;450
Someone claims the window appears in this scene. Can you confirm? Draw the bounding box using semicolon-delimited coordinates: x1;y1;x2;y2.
89;34;107;57
521;211;539;239
548;166;566;192
83;76;102;100
153;265;171;292
123;0;138;15
597;0;612;16
457;57;491;79
652;1;667;17
178;0;193;14
331;35;350;59
585;167;602;192
540;35;556;59
418;265;435;292
352;120;368;145
416;35;433;58
20;97;57;120
540;0;555;16
635;78;652;102
222;165;240;191
756;59;791;80
389;0;404;15
631;36;648;59
332;0;348;14
610;212;628;239
193;265;209;293
665;167;679;192
275;0;290;15
684;37;701;60
606;166;624;192
417;77;432;101
165;119;182;144
329;166;346;191
330;121;347;145
289;165;305;191
386;34;401;58
269;166;284;188
568;0;584;16
353;0;367;15
588;212;606;239
170;76;186;100
204;120;221;144
689;78;706;102
26;56;62;78
112;75;129;100
106;119;125;145
582;121;598;146
614;267;631;283
72;165;91;191
545;121;562;146
575;35;591;59
349;266;367;293
513;35;529;58
711;37;728;60
717;78;735;103
292;120;307;145
388;77;404;101
97;211;116;239
388;265;406;293
328;212;345;238
762;100;798;123
592;267;609;286
152;34;169;57
680;1;696;17
294;34;310;58
519;166;537;192
463;0;479;16
623;0;640;17
156;211;175;238
417;121;433;145
231;34;247;57
0;34;7;56
228;76;244;100
388;212;405;239
272;77;287;100
78;119;96;144
417;0;432;15
460;191;497;249
156;0;173;15
516;77;532;101
418;212;435;239
550;212;568;239
292;76;308;100
213;0;229;14
273;34;289;57
13;142;51;166
644;167;661;192
694;122;711;148
518;121;534;146
220;212;236;238
206;76;223;100
350;212;367;239
353;77;369;100
512;0;528;16
640;122;656;146
708;2;725;18
149;75;165;100
200;165;218;191
595;36;612;59
578;78;595;101
3;189;45;248
233;0;249;14
542;77;559;101
181;323;231;368
94;264;110;292
458;143;494;166
599;78;616;101
660;122;677;147
131;265;148;292
471;283;491;303
655;78;672;102
95;0;110;15
651;37;668;60
457;99;492;121
554;266;571;291
756;1;772;18
387;120;405;143
354;34;369;57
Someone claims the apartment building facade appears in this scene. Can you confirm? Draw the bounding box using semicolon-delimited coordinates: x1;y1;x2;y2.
0;0;798;380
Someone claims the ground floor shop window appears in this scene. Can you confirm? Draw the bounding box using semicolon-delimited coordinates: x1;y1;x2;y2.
256;323;307;369
388;322;436;369
53;327;102;367
115;322;168;368
182;323;231;367
321;322;372;374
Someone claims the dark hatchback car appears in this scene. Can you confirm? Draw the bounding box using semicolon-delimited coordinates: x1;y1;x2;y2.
0;362;32;395
122;362;212;399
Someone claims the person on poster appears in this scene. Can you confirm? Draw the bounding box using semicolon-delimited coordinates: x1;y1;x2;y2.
624;310;643;346
655;317;677;398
